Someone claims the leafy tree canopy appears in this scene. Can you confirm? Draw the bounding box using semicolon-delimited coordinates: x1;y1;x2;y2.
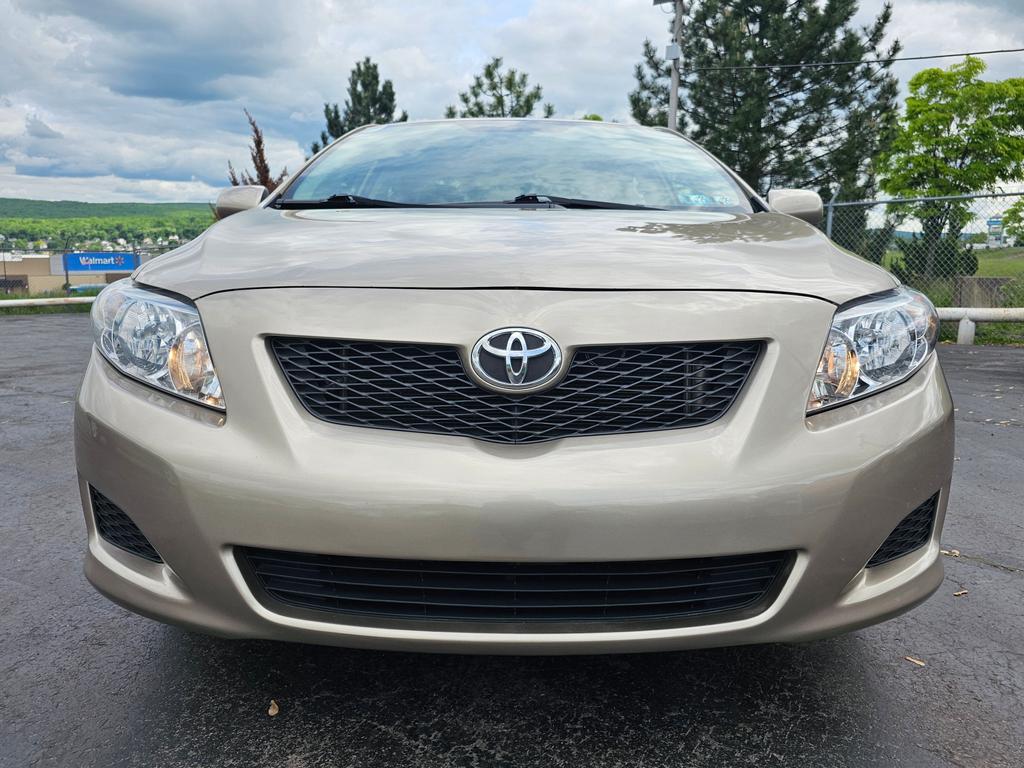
0;212;213;247
1005;199;1024;242
630;0;900;200
311;57;408;154
879;57;1024;278
879;57;1024;198
445;57;554;118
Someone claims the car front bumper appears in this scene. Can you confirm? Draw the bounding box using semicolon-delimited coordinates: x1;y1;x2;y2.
75;288;954;654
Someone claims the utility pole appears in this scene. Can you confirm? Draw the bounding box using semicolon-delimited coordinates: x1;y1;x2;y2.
654;0;685;131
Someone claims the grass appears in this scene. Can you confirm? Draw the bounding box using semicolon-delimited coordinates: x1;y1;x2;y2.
882;246;1024;283
975;247;1024;278
0;288;99;315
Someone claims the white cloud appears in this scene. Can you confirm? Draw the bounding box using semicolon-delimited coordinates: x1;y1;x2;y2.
480;0;669;119
855;0;1024;86
0;170;220;202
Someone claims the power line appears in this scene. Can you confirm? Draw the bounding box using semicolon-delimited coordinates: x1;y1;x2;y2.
684;47;1024;73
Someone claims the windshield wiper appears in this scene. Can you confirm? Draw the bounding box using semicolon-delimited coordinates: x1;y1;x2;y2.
273;193;665;210
274;194;424;209
509;194;664;210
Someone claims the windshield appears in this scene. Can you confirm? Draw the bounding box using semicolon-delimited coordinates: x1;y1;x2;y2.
277;120;754;212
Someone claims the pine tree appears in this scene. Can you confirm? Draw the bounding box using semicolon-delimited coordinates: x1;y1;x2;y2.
629;40;672;128
629;0;900;201
445;57;555;118
311;57;408;154
227;109;288;191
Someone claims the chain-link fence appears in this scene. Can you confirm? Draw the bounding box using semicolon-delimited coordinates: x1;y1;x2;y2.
824;192;1024;309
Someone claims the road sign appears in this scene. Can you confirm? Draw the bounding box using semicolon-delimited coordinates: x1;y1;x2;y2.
63;252;139;273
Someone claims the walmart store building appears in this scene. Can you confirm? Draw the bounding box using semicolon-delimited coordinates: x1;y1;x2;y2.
2;251;146;293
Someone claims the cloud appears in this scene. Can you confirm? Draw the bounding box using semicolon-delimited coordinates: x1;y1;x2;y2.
13;0;298;101
1;0;1021;202
480;0;671;119
0;169;220;202
25;115;63;139
855;0;1024;86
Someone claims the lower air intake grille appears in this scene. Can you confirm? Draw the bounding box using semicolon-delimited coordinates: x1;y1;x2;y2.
867;493;939;568
90;487;162;563
239;548;791;626
270;337;761;444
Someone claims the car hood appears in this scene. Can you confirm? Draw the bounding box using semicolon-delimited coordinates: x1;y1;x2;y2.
135;207;896;304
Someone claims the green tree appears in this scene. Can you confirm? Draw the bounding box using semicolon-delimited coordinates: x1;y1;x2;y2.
629;40;671;128
629;0;900;201
1005;199;1024;243
227;109;289;191
879;57;1024;278
0;213;213;247
311;57;408;154
580;113;603;121
445;57;554;118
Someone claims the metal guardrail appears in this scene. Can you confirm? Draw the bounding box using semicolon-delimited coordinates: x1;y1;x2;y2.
937;307;1024;345
0;296;97;308
3;297;1023;345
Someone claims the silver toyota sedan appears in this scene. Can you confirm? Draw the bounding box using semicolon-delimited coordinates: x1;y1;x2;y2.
76;119;953;654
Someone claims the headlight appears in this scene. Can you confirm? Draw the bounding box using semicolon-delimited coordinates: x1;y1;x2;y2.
808;287;937;413
91;279;224;409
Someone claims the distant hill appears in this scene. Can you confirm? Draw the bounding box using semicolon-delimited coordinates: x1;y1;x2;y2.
0;198;210;219
0;198;215;246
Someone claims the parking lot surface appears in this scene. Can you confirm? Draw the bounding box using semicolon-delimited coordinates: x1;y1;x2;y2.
2;314;1022;768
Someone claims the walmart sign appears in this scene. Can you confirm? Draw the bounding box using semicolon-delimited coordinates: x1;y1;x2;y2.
63;251;139;273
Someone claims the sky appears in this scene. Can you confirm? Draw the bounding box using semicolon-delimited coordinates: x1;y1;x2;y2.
0;0;1022;203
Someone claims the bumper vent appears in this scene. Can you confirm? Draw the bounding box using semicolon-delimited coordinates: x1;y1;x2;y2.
89;487;162;563
239;547;791;627
270;337;760;444
867;493;939;568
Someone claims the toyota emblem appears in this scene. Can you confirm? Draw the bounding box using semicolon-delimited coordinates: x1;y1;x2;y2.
470;328;562;392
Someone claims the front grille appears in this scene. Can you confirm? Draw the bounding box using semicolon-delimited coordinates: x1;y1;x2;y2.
867;493;939;567
89;487;162;563
271;337;760;444
239;548;791;626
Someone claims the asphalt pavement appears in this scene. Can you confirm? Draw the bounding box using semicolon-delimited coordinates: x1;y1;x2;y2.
1;314;1022;768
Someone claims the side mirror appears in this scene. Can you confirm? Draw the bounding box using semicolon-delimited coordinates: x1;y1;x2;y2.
767;189;823;227
215;185;268;220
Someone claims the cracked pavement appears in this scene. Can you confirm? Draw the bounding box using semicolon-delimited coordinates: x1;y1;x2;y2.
1;315;1022;768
